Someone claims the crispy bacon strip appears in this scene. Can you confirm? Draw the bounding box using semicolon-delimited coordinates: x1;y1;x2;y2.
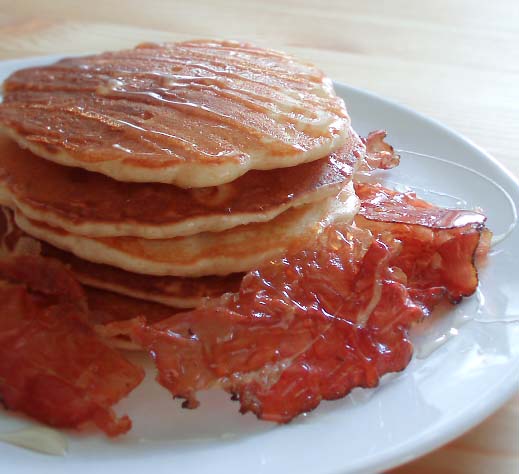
358;130;400;172
0;255;86;307
0;256;144;436
355;182;490;307
133;184;490;422
133;225;425;422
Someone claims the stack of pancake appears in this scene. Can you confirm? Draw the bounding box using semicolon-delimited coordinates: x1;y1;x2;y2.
0;40;362;316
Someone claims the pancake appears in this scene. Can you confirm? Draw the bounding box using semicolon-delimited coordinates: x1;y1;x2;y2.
87;287;177;327
0;133;363;238
0;40;351;188
86;287;178;350
0;206;242;308
11;184;359;277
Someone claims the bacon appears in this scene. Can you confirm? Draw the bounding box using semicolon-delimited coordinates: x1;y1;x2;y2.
0;256;144;436
355;182;489;308
133;224;425;422
132;183;490;422
0;183;490;429
0;255;86;308
358;130;400;172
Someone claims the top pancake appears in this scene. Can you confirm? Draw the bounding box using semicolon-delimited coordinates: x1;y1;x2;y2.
0;133;362;238
0;40;351;187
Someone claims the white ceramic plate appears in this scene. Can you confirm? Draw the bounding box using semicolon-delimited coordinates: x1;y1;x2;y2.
1;56;518;474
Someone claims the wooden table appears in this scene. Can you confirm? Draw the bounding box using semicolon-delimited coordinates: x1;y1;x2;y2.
0;1;517;472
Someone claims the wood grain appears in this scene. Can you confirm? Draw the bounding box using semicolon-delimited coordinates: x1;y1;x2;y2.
0;1;517;472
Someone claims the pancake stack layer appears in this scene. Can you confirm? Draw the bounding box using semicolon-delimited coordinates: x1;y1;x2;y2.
0;40;362;317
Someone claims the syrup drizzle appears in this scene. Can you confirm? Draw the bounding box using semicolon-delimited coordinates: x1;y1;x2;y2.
2;42;348;161
394;150;518;357
397;149;517;246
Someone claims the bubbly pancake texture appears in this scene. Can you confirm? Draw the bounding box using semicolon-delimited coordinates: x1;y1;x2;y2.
0;134;362;238
0;40;351;187
0;206;241;308
12;184;359;277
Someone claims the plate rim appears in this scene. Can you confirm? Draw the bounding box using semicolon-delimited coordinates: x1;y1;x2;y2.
335;79;519;473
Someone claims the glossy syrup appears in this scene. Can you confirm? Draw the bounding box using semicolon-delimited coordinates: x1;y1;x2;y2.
0;41;350;173
394;150;519;358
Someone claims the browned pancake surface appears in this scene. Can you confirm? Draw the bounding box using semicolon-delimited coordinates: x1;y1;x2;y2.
13;195;334;277
0;134;361;238
0;40;351;187
86;287;179;326
0;206;241;307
